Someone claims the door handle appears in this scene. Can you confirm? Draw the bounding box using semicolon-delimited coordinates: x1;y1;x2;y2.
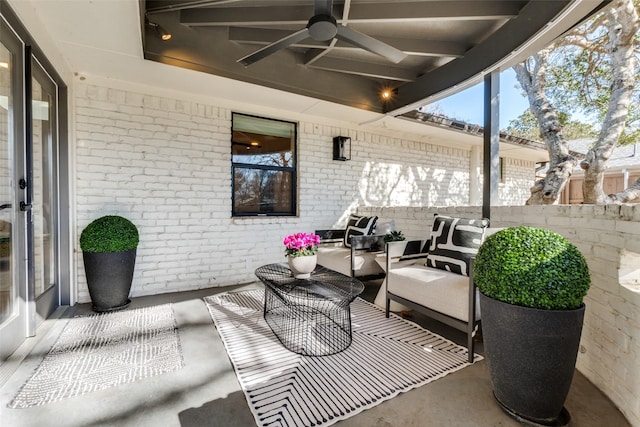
0;203;11;211
20;202;32;212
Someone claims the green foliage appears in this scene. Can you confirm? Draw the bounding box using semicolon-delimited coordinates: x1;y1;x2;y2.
384;230;406;243
504;110;597;141
474;226;590;310
540;6;640;139
80;216;139;253
504;111;540;140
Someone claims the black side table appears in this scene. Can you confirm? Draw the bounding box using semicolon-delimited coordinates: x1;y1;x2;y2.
254;263;365;356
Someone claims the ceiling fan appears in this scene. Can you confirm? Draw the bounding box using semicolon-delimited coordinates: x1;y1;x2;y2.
237;0;407;66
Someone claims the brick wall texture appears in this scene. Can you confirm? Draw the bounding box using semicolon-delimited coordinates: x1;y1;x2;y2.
74;80;534;302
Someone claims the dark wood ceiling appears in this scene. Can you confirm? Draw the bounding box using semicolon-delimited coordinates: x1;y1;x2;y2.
141;0;608;115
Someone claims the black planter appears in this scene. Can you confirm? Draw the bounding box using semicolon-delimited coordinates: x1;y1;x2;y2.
83;248;136;312
479;293;585;426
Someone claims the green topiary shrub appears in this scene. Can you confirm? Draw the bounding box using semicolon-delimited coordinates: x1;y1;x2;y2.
474;226;590;310
80;215;139;253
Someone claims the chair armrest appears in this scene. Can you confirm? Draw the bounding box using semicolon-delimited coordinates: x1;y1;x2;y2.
350;234;385;252
315;229;345;244
348;234;386;277
386;239;430;263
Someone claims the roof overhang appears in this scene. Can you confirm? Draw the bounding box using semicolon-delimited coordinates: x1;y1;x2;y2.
140;0;611;115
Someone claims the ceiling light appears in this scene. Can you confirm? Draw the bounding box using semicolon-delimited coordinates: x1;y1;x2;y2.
380;87;398;101
148;21;172;41
250;141;259;146
0;62;8;69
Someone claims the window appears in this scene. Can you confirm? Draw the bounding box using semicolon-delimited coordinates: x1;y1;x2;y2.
499;157;506;183
231;113;297;216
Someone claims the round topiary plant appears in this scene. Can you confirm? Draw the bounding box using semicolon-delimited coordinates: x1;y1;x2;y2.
80;215;139;253
474;226;590;310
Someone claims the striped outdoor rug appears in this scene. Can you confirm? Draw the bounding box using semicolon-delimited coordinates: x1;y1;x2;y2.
9;304;184;408
204;289;481;427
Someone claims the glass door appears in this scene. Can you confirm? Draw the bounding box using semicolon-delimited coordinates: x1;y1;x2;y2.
0;6;64;363
31;57;58;322
0;18;28;361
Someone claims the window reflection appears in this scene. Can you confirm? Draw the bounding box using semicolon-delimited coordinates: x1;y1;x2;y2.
232;130;293;167
234;169;293;214
0;42;13;323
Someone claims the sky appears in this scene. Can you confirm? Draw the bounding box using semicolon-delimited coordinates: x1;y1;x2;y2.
423;68;530;129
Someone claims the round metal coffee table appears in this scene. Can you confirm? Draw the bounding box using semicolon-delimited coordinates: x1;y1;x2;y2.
255;263;365;356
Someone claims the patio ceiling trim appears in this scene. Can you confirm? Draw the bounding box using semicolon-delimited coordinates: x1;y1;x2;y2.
177;2;524;26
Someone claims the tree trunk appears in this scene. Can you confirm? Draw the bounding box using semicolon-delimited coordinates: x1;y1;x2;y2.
607;177;640;203
514;51;577;205
580;0;639;204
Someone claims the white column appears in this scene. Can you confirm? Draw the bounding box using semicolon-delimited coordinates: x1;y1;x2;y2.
623;168;629;189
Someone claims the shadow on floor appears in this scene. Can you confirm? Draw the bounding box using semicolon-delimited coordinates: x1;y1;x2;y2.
179;390;257;427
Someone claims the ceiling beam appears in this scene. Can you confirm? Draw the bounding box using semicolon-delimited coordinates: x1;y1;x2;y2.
181;1;524;26
182;5;316;26
346;1;525;22
371;36;466;58
229;27;331;48
303;42;338;66
146;0;244;14
228;27;466;57
305;56;416;82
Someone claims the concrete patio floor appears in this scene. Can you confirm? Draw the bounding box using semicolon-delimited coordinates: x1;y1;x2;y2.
0;281;630;427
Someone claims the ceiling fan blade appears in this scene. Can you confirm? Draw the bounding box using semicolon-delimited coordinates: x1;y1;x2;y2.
238;28;310;66
336;25;407;64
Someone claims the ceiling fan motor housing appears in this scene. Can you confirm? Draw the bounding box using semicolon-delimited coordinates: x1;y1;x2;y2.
307;15;338;41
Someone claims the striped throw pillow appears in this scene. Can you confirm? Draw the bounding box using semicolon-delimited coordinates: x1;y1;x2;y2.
344;215;378;248
425;215;489;276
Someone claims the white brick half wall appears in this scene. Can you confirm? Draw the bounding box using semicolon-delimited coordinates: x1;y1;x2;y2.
358;204;640;426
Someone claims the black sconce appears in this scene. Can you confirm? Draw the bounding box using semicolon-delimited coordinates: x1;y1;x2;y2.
333;136;351;161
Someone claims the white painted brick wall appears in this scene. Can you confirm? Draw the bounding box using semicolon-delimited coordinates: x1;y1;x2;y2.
359;204;640;426
501;158;536;205
73;80;535;301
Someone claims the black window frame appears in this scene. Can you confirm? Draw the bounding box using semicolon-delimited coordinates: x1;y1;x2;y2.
231;112;297;217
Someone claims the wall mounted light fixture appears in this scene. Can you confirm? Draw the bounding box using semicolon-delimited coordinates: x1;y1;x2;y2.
148;21;172;41
333;136;351;161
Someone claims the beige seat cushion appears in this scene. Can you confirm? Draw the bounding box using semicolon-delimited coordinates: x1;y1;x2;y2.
387;264;480;322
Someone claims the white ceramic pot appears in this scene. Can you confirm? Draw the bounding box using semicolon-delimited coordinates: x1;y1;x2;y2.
287;254;317;279
385;240;408;258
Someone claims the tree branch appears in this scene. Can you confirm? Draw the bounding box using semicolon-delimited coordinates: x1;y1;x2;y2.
607;177;640;203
